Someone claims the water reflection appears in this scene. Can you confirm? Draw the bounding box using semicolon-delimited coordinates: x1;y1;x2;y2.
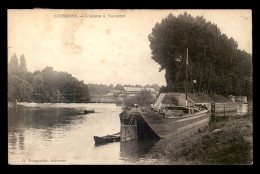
8;106;80;131
120;139;159;163
8;103;164;164
8;105;85;158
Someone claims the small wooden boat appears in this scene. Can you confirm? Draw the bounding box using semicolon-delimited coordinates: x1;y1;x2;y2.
94;132;120;144
84;109;95;114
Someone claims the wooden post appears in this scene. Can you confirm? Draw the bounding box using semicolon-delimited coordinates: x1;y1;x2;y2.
125;113;127;141
224;103;225;117
185;48;188;107
211;103;215;123
135;116;137;139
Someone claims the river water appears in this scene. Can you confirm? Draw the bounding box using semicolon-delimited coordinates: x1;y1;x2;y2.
8;103;159;165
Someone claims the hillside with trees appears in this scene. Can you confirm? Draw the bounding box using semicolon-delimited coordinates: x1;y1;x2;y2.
149;12;252;97
8;54;90;103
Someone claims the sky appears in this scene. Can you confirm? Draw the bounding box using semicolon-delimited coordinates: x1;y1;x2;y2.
8;9;252;86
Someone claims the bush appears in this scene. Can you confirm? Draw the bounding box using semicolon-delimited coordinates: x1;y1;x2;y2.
173;116;253;164
124;90;155;108
178;130;251;164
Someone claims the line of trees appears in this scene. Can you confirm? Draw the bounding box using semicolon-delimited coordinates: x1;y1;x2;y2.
8;54;162;103
149;12;252;97
88;83;160;94
8;54;90;103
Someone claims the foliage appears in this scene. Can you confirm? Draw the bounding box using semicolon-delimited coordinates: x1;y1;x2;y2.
175;116;253;164
87;83;110;94
180;131;251;164
8;54;161;103
88;83;160;94
20;55;27;71
124;90;156;107
8;55;90;103
115;84;125;90
144;84;161;91
188;92;231;103
149;12;252;97
146;116;253;165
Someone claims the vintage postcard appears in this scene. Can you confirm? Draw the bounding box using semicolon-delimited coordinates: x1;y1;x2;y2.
8;9;252;165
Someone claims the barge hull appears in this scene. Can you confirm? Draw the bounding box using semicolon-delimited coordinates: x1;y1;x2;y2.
141;110;210;138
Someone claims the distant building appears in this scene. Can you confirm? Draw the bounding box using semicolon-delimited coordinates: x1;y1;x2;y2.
123;87;158;98
108;89;122;95
89;93;116;103
106;92;114;96
89;87;159;103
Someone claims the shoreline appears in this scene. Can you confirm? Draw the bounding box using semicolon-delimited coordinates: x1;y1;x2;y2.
8;102;16;108
139;114;253;165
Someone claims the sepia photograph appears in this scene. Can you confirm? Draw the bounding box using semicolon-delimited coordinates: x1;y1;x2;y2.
8;9;252;165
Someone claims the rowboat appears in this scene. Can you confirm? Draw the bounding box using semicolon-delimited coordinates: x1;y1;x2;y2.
94;132;120;144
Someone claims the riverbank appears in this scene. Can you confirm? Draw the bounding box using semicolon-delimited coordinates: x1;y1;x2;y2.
141;114;253;165
8;102;16;108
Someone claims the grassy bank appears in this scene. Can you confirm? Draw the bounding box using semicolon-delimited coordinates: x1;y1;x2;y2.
188;92;232;103
8;102;16;108
143;115;253;165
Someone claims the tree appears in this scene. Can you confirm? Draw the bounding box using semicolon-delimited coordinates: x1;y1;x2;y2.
108;84;114;89
74;81;90;103
145;84;161;91
8;74;33;102
88;83;109;94
124;90;155;107
20;55;27;72
9;54;19;72
148;12;252;96
115;84;124;90
8;55;91;103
